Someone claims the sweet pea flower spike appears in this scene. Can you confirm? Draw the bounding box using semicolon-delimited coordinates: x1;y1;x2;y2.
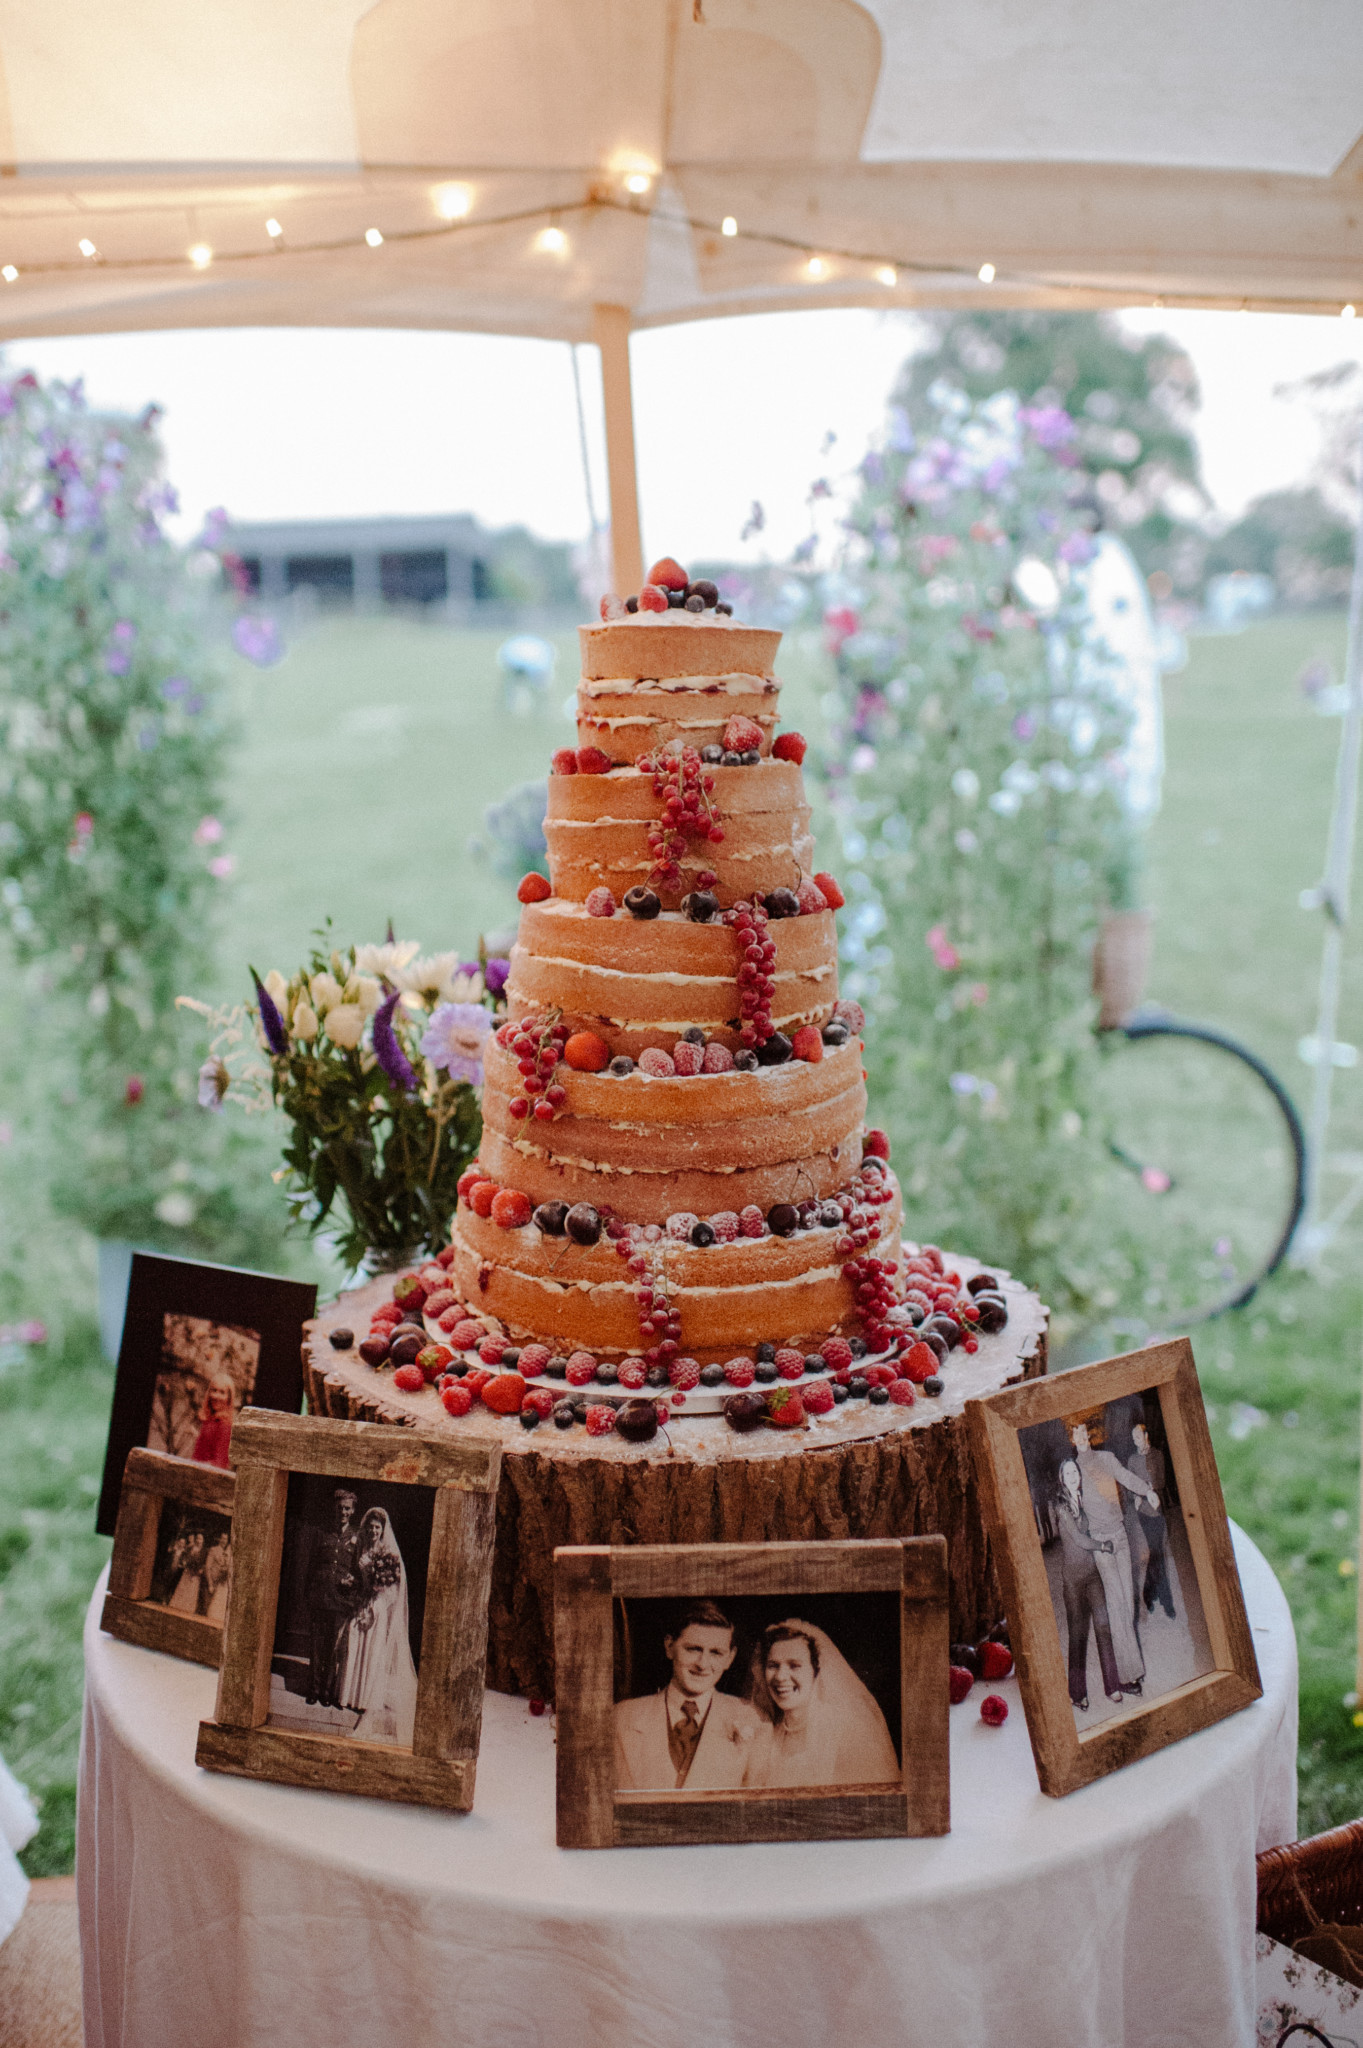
373;986;419;1093
421;1003;493;1085
250;968;289;1056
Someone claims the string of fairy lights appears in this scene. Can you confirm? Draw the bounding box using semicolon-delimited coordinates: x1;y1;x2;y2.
0;177;1356;320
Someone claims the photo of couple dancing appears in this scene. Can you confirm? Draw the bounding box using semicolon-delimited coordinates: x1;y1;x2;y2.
614;1593;902;1794
147;1503;231;1624
266;1475;432;1749
1022;1394;1213;1729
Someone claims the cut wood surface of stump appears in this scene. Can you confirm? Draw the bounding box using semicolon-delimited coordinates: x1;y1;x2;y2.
303;1255;1048;1700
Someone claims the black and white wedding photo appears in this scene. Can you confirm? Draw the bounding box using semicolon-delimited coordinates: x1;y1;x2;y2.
146;1501;233;1625
1020;1394;1214;1731
614;1592;903;1795
266;1473;433;1750
146;1312;260;1470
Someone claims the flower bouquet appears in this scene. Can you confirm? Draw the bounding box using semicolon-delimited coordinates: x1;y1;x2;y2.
183;936;507;1272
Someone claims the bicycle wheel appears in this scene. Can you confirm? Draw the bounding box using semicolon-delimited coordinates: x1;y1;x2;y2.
1085;1009;1306;1339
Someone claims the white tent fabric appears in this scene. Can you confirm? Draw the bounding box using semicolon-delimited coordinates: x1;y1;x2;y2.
0;0;1359;344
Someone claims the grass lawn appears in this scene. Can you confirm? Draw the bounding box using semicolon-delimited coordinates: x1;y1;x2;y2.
3;603;1363;1870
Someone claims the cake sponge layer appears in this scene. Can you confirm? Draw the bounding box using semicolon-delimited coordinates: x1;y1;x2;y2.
580;619;782;681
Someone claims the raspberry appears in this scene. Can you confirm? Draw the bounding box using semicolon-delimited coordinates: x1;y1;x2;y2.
666;1211;698;1240
861;1364;897;1388
668;1356;701;1390
723;1357;756;1387
457;1165;489;1199
371;1302;403;1327
517;872;552;904
638;583;669;613
469;1181;499;1218
491;1188;533;1230
646;556;689;591
438;1308;463;1333
521;1387;556;1419
863;1129;891;1161
814;872;846;911
481;1373;527;1415
393;1363;425;1392
765;1386;805;1429
424;1288;456;1318
671;1041;703;1076
739;1205;766;1238
774;1347;806;1381
708;1210;739;1242
441;1382;473;1417
949;1665;974;1705
585;886;616;917
463;1367;492;1395
576;746;612;775
417;1344;453;1383
722;714;764;753
638;1048;676;1077
518;1343;551;1377
451;1319;485;1350
700;1043;735;1074
436;1244;456;1268
771;730;807;765
478;1334;507;1365
551;748;579;776
584;1404;617;1436
888;1379;916;1407
563;1031;610;1072
980;1695;1009;1727
796;879;827;915
979;1640;1014;1681
801;1379;835;1415
821;1337;853;1371
565;1352;598;1385
791;1025;823;1064
618;1357;647;1389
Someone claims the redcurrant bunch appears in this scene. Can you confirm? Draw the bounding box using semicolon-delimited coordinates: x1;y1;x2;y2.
637;743;723;895
722;899;777;1048
505;1012;571;1124
611;1224;683;1360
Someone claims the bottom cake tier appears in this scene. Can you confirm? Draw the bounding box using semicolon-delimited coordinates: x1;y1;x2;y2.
302;1252;1049;1698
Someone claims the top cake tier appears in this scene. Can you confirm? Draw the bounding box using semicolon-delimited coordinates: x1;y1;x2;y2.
576;618;783;765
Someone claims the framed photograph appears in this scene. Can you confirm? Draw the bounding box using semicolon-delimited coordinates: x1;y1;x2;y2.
100;1447;236;1668
96;1252;317;1536
554;1536;949;1848
195;1409;501;1810
966;1337;1261;1797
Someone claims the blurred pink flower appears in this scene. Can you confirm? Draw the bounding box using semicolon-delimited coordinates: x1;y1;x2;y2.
1141;1166;1172;1194
208;854;236;879
18;1320;46;1345
926;924;961;971
824;606;860;654
193;815;224;846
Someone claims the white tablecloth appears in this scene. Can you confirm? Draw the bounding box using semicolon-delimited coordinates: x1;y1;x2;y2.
78;1525;1298;2048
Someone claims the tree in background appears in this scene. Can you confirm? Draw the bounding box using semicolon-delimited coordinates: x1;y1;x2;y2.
898;312;1207;595
820;386;1139;1330
0;370;288;1270
1204;487;1355;607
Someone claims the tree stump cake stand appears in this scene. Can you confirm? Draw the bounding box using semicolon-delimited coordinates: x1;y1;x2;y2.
301;1253;1048;1700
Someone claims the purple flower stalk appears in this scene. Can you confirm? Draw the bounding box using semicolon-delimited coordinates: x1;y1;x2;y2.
250;968;289;1056
483;958;510;997
373;988;419;1093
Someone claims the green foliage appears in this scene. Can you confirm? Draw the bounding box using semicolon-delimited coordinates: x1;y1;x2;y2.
822;390;1138;1322
1205;486;1355;606
899;311;1206;591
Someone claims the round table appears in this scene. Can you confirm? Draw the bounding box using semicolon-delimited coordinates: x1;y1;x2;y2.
79;1527;1298;2048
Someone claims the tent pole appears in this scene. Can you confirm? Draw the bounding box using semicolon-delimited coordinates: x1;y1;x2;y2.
592;304;644;596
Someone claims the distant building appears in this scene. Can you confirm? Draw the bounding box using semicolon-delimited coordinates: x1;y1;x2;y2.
221;513;579;615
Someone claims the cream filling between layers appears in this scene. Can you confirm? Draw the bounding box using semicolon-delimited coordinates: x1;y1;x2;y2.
581;712;777;731
503;1138;851;1177
578;672;775;698
453;1221;899;1297
517;956;832;988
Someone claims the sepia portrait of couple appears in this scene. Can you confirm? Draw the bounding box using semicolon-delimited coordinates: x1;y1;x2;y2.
614;1601;901;1794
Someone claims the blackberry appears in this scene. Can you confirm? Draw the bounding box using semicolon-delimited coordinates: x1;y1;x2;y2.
756;1342;776;1363
690;1220;716;1248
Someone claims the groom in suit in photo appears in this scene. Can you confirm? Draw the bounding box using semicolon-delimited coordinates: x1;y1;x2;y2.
615;1601;764;1791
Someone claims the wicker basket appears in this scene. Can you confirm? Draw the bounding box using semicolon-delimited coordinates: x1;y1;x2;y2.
1257;1819;1363;1947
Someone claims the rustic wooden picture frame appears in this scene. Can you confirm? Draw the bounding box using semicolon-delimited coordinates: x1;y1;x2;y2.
101;1447;236;1668
967;1337;1262;1798
554;1536;949;1848
195;1409;501;1810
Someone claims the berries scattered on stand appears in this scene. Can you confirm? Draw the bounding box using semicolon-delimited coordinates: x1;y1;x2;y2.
949;1665;975;1705
441;1382;473;1417
481;1373;528;1416
638;1048;676;1077
821;1337;853;1371
393;1363;425;1392
700;1042;734;1073
979;1641;1014;1681
565;1352;598;1386
888;1380;916;1408
801;1380;835;1415
517;872;552;904
521;1387;556;1420
980;1695;1009;1727
765;1386;806;1429
671;1041;703;1076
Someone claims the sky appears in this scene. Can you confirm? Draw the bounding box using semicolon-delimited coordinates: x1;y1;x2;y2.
10;305;1363;567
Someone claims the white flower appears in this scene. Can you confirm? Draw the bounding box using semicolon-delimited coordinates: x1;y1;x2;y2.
353;939;420;978
950;768;980;803
197;1056;230;1110
291;1000;319;1042
1001;762;1040;795
346;975;382;1012
989;789;1022;817
309;971;344;1013
323;1003;366;1049
263;968;288;1007
1042;761;1077;793
154;1190;197;1227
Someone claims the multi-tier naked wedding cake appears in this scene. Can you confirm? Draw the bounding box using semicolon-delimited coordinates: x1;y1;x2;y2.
303;559;1047;1697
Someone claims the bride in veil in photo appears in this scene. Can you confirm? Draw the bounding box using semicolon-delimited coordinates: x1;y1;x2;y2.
337;1508;419;1747
743;1620;901;1789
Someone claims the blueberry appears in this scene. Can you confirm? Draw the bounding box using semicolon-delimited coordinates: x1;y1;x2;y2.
832;1382;849;1403
534;1201;568;1236
767;1202;799;1236
682;1026;706;1045
715;601;733;616
849;1337;868;1358
688;579;719;606
804;1354;825;1375
646;1363;669;1388
763;888;800;919
445;1359;469;1377
847;1374;869;1398
625;595;639;613
756;1342;776;1362
328;1327;354;1350
868;1384;890;1405
565;1203;603;1246
596;1360;619;1384
721;749;742;766
502;1347;521;1368
756;1032;792;1065
546;1356;568;1379
699;1362;725;1387
553;1403;576;1428
609;1055;636;1076
821;1021;850;1046
684;593;705;612
818;1202;842;1227
799;1207;820;1230
684;891;719;923
923;1375;944;1396
755;1360;779;1383
690;1220;716;1247
734;1049;759;1071
666;586;687;607
742;748;761;766
519;1407;540;1430
700;743;723;764
623;885;661;919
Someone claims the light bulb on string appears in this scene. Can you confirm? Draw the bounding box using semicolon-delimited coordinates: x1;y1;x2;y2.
536;224;568;255
875;265;897;287
434;185;472;221
806;255;826;280
977;261;995;283
624;172;651;196
721;216;738;237
2;266;17;283
188;244;212;269
1343;303;1357;321
265;218;283;240
365;227;384;248
78;239;96;259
